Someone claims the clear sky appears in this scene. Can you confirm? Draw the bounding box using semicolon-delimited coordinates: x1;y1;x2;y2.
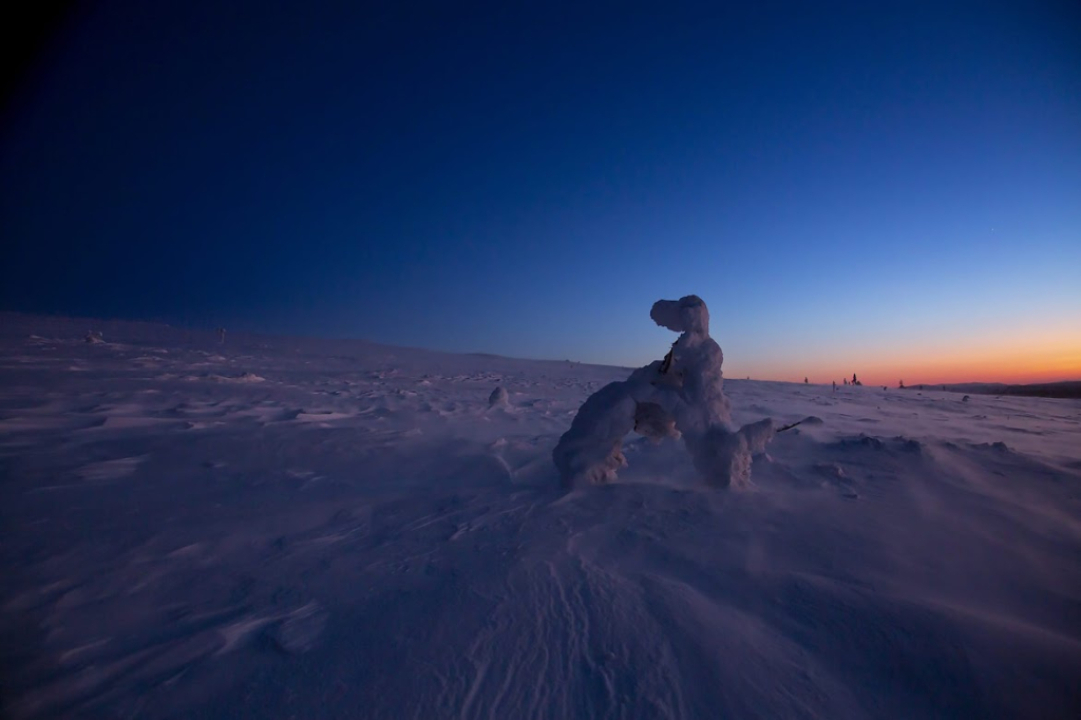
2;1;1079;385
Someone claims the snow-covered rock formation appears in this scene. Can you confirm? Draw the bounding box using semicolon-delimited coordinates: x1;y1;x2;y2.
553;295;774;489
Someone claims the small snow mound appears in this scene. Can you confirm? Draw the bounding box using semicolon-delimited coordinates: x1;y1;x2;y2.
488;386;509;407
77;455;147;480
203;372;266;383
840;435;885;450
895;437;924;454
813;462;847;479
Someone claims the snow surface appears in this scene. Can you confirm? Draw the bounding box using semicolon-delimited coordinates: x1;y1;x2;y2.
1;313;1080;719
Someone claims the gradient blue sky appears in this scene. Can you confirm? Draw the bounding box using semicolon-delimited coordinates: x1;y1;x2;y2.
2;1;1079;384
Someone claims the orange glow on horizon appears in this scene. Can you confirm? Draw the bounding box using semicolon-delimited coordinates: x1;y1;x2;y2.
730;329;1081;387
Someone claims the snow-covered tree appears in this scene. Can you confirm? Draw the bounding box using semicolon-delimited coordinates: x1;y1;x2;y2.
553;295;774;490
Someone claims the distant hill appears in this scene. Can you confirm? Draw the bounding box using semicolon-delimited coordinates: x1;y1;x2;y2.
906;381;1081;400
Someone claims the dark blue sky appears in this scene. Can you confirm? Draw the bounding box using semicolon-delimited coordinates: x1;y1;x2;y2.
2;1;1079;382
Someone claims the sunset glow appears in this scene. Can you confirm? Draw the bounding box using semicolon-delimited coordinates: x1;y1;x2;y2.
724;324;1081;387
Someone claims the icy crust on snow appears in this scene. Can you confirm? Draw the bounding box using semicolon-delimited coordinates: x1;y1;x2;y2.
554;295;773;489
1;313;1080;719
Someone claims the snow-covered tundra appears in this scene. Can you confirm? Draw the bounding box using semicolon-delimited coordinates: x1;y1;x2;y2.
1;312;1079;719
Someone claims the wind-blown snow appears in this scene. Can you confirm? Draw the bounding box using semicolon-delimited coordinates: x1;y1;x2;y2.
1;313;1079;719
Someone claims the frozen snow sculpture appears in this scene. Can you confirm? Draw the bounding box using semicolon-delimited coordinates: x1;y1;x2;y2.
553;295;774;489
